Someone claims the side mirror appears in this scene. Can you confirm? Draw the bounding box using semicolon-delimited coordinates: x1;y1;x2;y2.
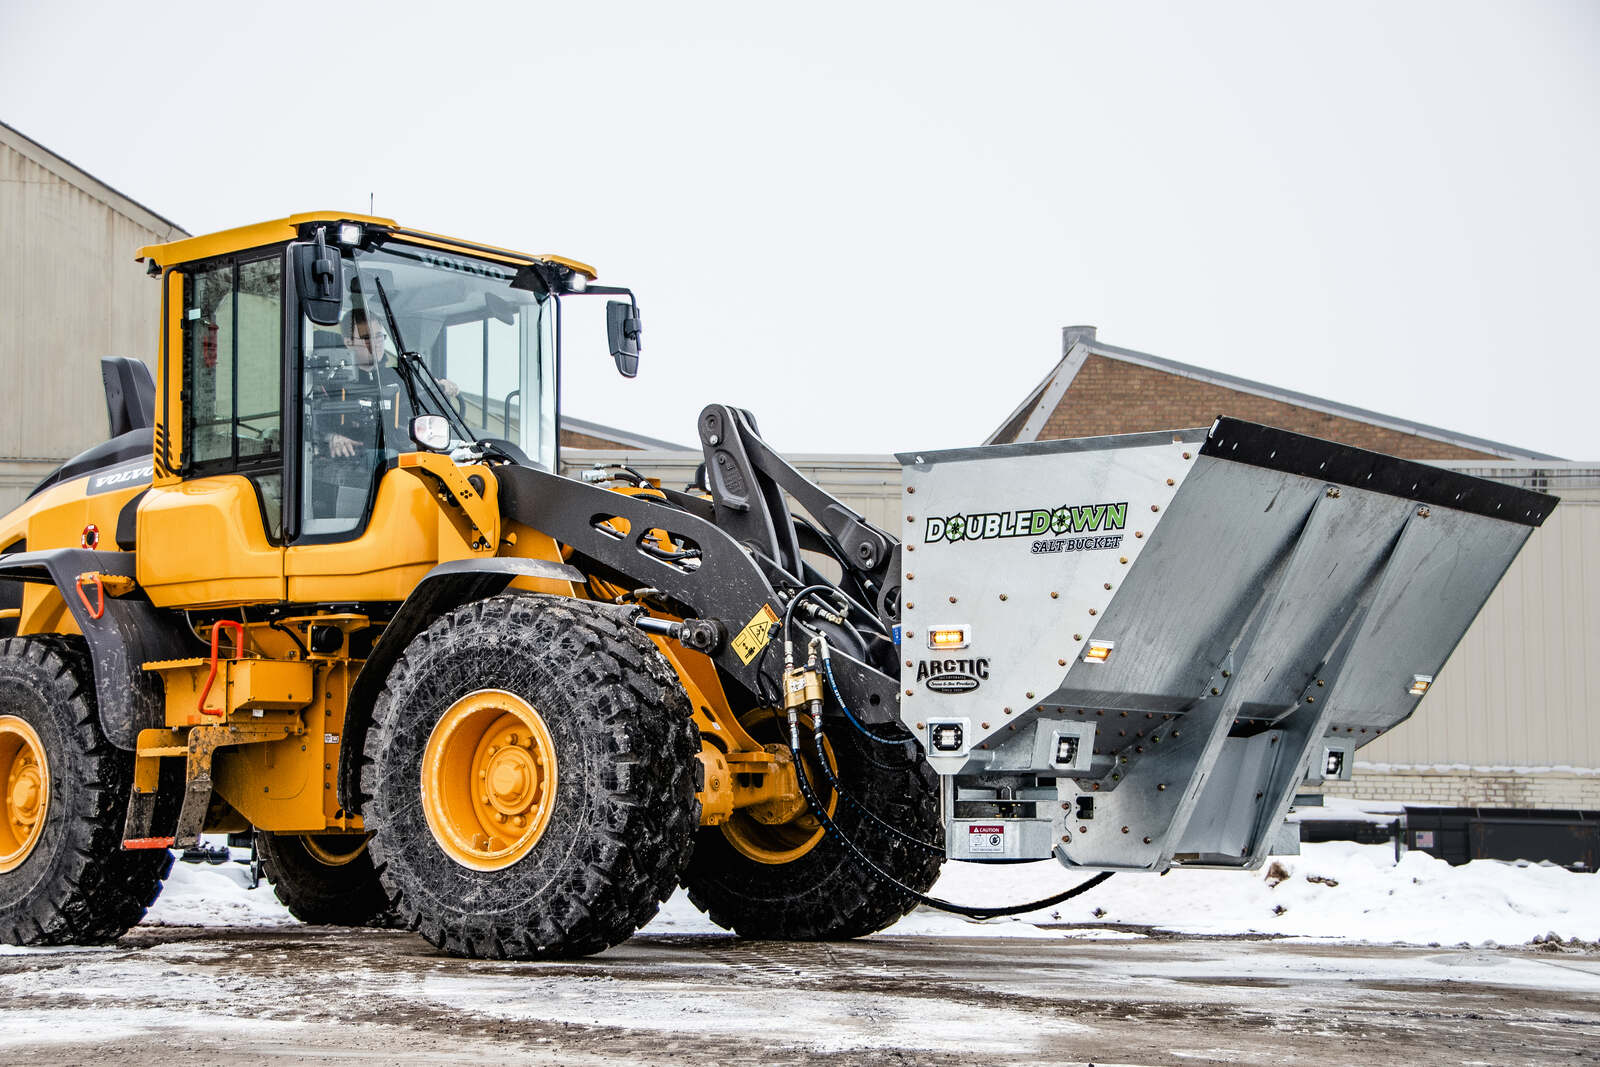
293;227;344;326
606;300;642;378
410;414;451;452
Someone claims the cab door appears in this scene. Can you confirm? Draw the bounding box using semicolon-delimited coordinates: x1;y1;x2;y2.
138;253;286;607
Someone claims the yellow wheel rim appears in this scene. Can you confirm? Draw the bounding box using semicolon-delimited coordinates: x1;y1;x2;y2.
0;716;49;874
421;689;558;871
721;708;838;866
300;834;370;868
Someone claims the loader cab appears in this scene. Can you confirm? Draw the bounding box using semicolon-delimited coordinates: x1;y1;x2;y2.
133;214;570;609
287;234;559;541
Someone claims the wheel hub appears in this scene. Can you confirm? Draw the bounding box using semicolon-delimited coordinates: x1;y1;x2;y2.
423;690;558;871
11;773;39;820
300;834;370;868
485;744;540;818
0;715;49;874
721;709;838;865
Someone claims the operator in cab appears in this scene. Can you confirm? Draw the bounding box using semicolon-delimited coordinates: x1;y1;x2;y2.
309;307;457;521
322;308;408;458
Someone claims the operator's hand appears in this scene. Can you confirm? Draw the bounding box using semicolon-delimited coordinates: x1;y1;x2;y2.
439;378;460;399
328;433;359;458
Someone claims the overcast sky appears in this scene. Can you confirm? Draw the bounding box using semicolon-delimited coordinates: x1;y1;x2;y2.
3;2;1595;458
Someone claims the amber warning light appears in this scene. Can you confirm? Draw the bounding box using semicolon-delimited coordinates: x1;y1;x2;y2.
927;626;970;650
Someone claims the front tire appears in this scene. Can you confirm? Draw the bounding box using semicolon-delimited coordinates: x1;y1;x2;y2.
360;594;699;959
0;637;170;945
682;709;943;940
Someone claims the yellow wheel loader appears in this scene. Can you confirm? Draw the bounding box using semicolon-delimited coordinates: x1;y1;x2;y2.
0;213;1556;959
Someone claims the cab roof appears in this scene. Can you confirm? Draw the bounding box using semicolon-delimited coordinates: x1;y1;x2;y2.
135;211;597;279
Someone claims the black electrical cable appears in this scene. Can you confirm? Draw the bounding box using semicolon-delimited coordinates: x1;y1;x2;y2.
806;714;945;856
774;589;1115;915
267;620;310;659
792;516;878;613
785;704;1113;919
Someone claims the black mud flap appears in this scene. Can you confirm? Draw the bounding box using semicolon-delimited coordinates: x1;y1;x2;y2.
0;549;190;750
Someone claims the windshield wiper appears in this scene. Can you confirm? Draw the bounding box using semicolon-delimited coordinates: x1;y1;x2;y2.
367;275;474;445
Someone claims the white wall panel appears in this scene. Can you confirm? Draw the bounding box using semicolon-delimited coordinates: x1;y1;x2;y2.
0;123;186;515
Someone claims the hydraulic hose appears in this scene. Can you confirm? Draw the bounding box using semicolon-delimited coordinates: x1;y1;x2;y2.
807;711;946;856
778;589;1115;918
785;706;1111;918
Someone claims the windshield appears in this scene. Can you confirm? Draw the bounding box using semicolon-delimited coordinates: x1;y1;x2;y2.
298;240;556;538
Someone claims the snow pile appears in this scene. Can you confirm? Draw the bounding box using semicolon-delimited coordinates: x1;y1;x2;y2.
136;840;1599;947
141;860;295;928
912;841;1600;946
1289;795;1405;825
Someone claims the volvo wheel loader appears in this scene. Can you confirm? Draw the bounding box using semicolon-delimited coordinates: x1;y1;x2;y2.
0;213;1557;959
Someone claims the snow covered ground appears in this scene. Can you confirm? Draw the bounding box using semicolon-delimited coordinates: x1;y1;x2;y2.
143;815;1599;948
14;807;1595;1065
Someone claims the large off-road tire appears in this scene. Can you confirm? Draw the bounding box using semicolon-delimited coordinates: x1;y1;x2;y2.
0;636;170;945
258;832;396;927
682;708;943;940
360;593;699;960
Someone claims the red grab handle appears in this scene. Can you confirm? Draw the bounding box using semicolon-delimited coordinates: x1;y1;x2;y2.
76;574;105;621
197;620;247;718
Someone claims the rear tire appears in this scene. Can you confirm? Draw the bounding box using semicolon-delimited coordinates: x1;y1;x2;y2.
0;636;170;945
257;833;396;927
360;594;699;959
682;712;943;940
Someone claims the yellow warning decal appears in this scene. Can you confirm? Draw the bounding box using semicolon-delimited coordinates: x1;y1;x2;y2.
731;603;781;665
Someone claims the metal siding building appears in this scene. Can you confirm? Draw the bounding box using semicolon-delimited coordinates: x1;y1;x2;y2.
0;121;187;513
1323;468;1600;809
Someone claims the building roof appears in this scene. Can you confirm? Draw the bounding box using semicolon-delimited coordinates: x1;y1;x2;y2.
986;326;1565;462
562;416;693;452
0;119;188;241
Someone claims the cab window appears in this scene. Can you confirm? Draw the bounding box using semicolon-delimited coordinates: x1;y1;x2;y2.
182;254;284;536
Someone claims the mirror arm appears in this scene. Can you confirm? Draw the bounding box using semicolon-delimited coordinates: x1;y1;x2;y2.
573;284;636;305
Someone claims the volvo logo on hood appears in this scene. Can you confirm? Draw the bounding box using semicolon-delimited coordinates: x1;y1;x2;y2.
86;459;154;496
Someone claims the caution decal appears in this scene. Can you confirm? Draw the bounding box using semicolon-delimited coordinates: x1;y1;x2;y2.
731;604;780;665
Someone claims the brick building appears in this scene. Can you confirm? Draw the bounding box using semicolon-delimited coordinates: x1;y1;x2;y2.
988;326;1559;462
